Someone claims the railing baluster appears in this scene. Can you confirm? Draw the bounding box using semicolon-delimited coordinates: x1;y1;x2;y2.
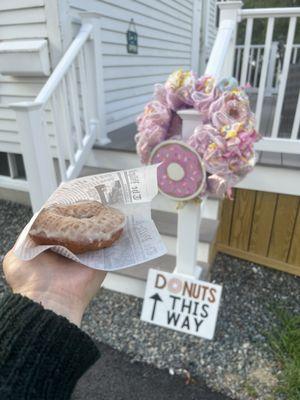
240;17;253;86
274;56;281;90
292;47;297;64
294;47;298;63
7;153;18;178
58;80;75;165
51;94;67;181
233;48;237;77
255;16;275;130
11;103;57;211
78;50;90;137
253;48;261;87
67;64;83;150
247;47;254;84
271;16;297;138
235;47;242;79
265;41;278;96
79;12;110;145
291;90;300;139
63;75;77;155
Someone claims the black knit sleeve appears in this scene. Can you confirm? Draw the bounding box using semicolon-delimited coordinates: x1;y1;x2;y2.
0;292;100;400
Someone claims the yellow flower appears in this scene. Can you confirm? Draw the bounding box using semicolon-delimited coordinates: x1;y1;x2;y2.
145;105;154;115
166;69;191;90
223;122;243;139
221;125;230;134
204;77;214;93
182;71;192;85
225;130;237;139
208;142;218;150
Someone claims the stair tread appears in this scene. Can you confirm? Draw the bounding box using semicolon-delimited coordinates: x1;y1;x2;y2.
152;209;218;243
94;122;136;153
115;254;209;281
117;254;175;280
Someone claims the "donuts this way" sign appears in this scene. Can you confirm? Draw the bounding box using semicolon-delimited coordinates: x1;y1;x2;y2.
141;269;222;340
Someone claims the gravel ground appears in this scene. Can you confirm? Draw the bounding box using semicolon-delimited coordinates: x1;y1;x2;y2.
81;263;299;400
0;200;32;256
1;199;300;400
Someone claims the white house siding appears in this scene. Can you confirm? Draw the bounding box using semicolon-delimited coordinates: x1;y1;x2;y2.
205;0;217;59
198;0;217;73
0;0;216;153
69;0;195;132
0;0;64;154
0;1;47;153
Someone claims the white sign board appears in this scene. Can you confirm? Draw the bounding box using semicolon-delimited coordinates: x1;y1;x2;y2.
141;269;222;340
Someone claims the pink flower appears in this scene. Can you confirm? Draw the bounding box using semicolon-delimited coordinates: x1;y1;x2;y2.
187;124;226;162
135;126;166;164
209;91;251;129
206;174;228;197
161;70;197;111
136;100;171;132
154;84;168;106
167;112;182;138
188;122;258;196
192;76;218;122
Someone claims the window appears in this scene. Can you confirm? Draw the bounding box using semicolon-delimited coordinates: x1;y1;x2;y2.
0;152;26;179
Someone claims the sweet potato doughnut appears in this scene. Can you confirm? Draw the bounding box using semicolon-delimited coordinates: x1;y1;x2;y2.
29;200;125;254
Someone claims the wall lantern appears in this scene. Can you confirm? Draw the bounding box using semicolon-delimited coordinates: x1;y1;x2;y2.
127;18;138;54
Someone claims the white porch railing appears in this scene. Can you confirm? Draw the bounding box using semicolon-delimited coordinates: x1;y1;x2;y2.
236;7;300;154
10;12;109;212
175;2;300;280
234;43;300;95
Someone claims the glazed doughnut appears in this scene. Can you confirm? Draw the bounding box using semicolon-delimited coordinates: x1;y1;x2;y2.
29;200;125;254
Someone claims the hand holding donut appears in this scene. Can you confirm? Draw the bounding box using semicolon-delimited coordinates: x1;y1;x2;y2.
3;249;106;327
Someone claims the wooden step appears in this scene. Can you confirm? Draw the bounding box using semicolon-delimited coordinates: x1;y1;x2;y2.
86;148;139;171
104;253;210;298
152;209;218;243
104;256;162;298
161;234;210;265
117;254;175;281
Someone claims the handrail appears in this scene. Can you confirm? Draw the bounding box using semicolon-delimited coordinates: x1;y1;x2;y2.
9;12;109;211
205;19;235;78
240;7;300;18
236;43;300;48
35;23;93;105
236;44;265;49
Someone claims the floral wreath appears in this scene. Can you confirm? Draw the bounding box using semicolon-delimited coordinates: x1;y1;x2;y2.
135;70;261;199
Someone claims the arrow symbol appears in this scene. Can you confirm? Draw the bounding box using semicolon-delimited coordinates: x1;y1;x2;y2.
150;293;163;321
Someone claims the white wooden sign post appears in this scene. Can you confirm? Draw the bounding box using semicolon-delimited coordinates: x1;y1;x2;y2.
141;1;243;337
174;109;205;279
165;1;243;281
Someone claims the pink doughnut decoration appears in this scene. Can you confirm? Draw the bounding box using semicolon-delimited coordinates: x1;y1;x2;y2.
150;140;206;201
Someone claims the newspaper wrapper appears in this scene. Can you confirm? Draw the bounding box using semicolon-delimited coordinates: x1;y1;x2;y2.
14;165;167;271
